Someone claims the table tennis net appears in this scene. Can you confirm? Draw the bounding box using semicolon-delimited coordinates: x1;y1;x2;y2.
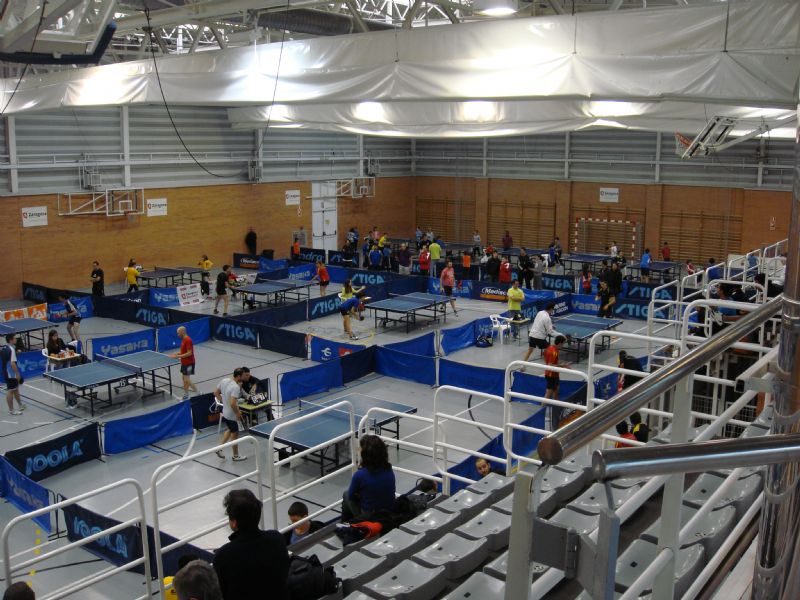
95;354;144;375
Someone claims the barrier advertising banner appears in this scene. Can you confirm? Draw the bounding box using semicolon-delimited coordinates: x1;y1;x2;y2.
177;283;203;306
62;503;143;567
92;329;156;360
2;302;48;322
5;424;101;482
0;456;51;532
47;297;94;322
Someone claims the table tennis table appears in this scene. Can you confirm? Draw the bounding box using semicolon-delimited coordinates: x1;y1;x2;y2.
560;253;611;273
137;266;204;288
238;279;314;310
44;350;178;416
627;261;681;283
0;318;57;349
366;291;450;333
553;313;623;362
250;393;417;475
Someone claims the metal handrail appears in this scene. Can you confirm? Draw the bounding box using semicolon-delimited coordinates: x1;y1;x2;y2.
537;296;782;464
592;433;800;482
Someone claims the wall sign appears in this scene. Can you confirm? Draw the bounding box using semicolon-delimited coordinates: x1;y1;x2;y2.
21;206;48;227
599;188;619;203
285;190;301;206
146;198;168;217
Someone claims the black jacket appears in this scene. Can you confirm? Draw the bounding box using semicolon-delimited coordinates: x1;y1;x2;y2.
606;269;623;295
621;356;644;389
214;529;290;600
486;257;501;277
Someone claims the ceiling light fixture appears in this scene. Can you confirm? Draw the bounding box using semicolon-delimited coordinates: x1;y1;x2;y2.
472;0;517;17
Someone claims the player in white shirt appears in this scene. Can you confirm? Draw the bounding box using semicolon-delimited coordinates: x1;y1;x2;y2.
522;303;565;363
610;242;618;259
215;368;247;461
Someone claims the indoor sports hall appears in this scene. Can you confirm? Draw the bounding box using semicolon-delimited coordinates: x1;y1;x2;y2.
0;1;798;599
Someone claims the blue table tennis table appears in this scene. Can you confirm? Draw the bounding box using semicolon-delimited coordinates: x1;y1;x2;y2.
137;266;204;287
366;291;450;333
553;313;623;362
44;350;178;416
560;253;611;273
250;393;417;475
627;261;681;283
0;318;57;349
238;278;314;309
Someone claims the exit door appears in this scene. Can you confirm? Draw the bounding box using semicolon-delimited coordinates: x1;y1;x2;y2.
311;182;338;251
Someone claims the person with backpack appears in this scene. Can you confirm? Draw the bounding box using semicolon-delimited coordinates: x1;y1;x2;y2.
213;489;289;600
341;435;395;521
283;502;325;546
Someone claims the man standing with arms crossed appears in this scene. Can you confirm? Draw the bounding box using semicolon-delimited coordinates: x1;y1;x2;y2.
215;368;247;462
90;261;105;297
1;334;25;416
170;326;198;400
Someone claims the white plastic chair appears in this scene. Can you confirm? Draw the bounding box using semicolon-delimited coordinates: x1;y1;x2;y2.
489;314;512;344
42;348;56;373
213;397;224;432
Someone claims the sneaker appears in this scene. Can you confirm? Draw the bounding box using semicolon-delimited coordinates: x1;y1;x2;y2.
222;313;228;316
213;309;219;314
181;394;190;400
9;409;22;416
350;334;359;340
359;315;365;321
18;404;26;411
215;450;225;459
232;455;247;462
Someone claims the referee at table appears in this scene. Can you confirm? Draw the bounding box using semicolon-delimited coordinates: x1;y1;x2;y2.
522;302;565;363
240;367;274;420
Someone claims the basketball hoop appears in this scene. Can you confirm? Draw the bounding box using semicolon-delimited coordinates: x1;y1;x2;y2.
674;132;693;158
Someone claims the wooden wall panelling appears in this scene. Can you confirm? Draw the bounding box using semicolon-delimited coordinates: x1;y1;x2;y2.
740;188;792;253
486;179;557;248
415;176;476;243
337;177;416;246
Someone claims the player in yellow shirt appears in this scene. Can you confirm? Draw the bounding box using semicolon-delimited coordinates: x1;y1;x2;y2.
506;278;525;339
125;259;139;293
428;239;442;277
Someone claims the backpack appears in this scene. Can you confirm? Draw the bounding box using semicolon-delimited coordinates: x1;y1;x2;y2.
475;334;493;348
286;554;339;600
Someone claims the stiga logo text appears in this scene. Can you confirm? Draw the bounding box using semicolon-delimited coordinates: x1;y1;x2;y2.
26;441;83;477
311;296;341;317
215;322;257;343
542;275;575;292
351;273;385;286
136;308;168;326
71;517;129;559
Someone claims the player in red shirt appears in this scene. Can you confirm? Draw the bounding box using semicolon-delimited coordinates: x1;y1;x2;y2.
439;259;459;316
543;335;569;429
418;245;431;278
311;259;330;297
170;326;198;400
660;241;671;261
498;257;512;283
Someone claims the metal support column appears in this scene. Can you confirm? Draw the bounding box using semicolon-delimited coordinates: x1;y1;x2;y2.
655;131;662;183
564;131;570;179
121;106;131;187
357;135;365;177
752;93;800;600
7;115;18;193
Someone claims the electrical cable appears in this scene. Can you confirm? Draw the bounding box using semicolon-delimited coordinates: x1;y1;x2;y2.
0;0;48;116
467;394;495;441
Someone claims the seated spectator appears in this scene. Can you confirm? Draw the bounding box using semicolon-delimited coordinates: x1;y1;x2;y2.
614;422;637;448
213;489;290;600
475;457;502;478
630;412;650;443
173;560;222;600
341;435;396;521
239;367;274;421
754;273;783;298
283;501;324;546
618;350;643;390
164;553;199;599
3;583;35;600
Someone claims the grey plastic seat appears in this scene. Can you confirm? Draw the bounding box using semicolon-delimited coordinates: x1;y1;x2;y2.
466;472;514;501
303;542;346;566
361;528;427;566
493;488;557;517
615;539;704;598
331;551;389;595
610;476;648;489
361;559;447;600
740;424;770;438
400;507;462;539
575;591;626;599
550;506;601;535
753;405;774;428
413;532;490;579
483;550;548;581
641;504;736;556
540;466;587;501
442;571;506;598
458;507;512;551
710;465;763;480
682;472;762;517
436;489;495;519
571;482;641;514
557;449;592;474
343;593;373;600
653;423;706;443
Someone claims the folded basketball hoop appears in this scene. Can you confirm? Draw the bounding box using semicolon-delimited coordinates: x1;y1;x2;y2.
674;132;693;158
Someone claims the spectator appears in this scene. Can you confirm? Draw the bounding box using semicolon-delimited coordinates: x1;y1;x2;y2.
361;237;371;268
472;230;482;257
517;248;533;290
707;258;721;282
368;244;383;271
630;412;650;443
89;260;105;298
754;273;783;298
616;251;627;268
428;238;442;277
501;230;513;250
173;560;221;600
498;256;512;283
610;241;618;259
580;267;593;295
607;262;623;296
439;259;459;316
532;254;544;289
618;351;643;390
486;251;501;283
639;248;652;283
686;259;696;276
163;553;199;599
475;457;502;478
426;226;434;241
214;489;290;600
553;237;563;267
382;243;392;271
614;422;637;448
342;243;355;268
342;435;396;521
283;501;324;546
462;250;472;274
660;241;671;261
245;227;257;255
595;280;616;318
292;237;300;260
415;226;423;248
378;232;388;249
240;366;274;421
398;243;412;275
506;279;525;339
3;583;35;600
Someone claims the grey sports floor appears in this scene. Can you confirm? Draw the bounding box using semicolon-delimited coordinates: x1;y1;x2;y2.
0;287;651;599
